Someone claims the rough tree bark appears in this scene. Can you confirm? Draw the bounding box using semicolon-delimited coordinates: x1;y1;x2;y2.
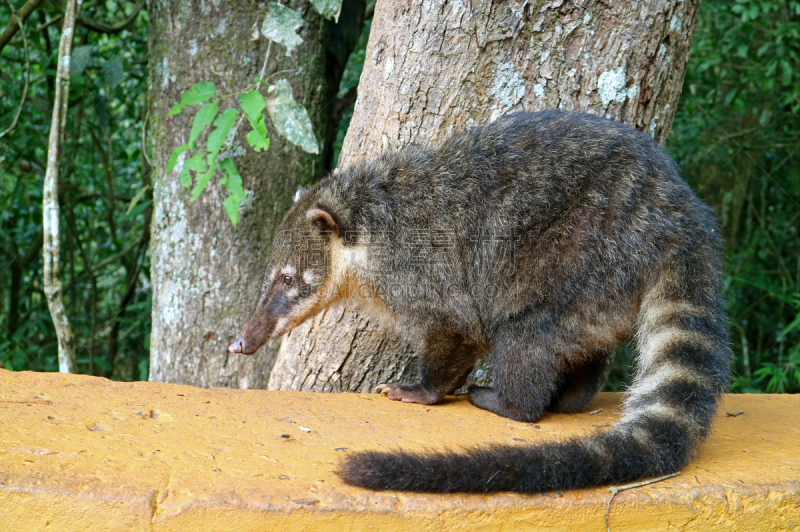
147;1;362;388
270;0;701;392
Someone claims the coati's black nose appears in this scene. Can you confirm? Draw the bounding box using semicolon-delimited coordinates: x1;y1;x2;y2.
228;337;246;354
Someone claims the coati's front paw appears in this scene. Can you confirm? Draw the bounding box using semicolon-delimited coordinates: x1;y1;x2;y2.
375;382;440;405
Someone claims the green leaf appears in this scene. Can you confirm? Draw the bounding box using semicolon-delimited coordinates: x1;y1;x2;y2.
188;101;218;150
126;186;150;215
736;44;748;58
93;357;113;372
166;144;188;174
168;82;217;116
310;0;343;21
179;161;191;188
265;79;319;154
219;158;247;225
239;90;266;121
223;195;241;227
239;90;270;152
103;57;124;89
206;108;239;158
780;59;792;86
121;200;152;220
138;358;149;382
246;121;270;152
191;161;217;201
181;152;207;188
71;45;92;75
261;3;304;53
778;313;800;340
188;152;209;173
220;158;247;201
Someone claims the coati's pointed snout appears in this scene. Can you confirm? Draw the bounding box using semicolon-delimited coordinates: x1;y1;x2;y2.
228;336;248;354
227;331;265;355
228;310;275;355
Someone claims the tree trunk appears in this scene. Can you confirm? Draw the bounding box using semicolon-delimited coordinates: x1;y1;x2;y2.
43;0;79;374
147;1;358;388
270;0;700;392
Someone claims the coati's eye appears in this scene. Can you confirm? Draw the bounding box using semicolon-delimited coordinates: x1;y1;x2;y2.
282;275;294;286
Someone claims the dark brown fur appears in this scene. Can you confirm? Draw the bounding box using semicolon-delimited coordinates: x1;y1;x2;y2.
230;111;731;493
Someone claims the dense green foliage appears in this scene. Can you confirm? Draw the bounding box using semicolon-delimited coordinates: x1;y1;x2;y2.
669;0;800;393
2;1;797;392
609;1;800;393
1;2;151;380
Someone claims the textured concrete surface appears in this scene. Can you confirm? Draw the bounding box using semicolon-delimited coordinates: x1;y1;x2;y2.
0;369;798;531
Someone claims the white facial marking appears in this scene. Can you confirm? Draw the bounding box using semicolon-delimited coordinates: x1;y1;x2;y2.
302;270;316;285
274;317;289;336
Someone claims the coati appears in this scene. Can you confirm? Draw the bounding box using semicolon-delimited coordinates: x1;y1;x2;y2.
228;111;731;493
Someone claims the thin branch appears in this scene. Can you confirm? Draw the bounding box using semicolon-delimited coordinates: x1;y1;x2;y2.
50;0;146;34
698;126;762;159
141;98;151;166
43;0;80;374
8;14;62;45
332;85;358;128
749;197;793;289
0;0;31;139
16;13;62;40
0;0;43;56
105;232;148;377
72;234;145;286
75;192;133;203
88;128;119;244
263;68;295;82
224;40;273;153
9;230;44;269
364;0;376;20
78;0;146;34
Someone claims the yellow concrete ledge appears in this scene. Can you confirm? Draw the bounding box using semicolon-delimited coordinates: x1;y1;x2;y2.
0;369;798;532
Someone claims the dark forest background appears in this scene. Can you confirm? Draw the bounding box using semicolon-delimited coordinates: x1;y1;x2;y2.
1;1;798;392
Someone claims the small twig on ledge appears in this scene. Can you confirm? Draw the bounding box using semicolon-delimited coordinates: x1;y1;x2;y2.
726;410;745;417
589;408;604;415
605;472;681;532
0;400;53;405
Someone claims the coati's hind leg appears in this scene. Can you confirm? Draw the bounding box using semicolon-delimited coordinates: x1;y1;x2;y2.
547;352;612;413
468;317;562;423
377;331;480;405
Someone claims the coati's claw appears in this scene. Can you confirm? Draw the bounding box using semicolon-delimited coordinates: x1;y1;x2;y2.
375;382;440;405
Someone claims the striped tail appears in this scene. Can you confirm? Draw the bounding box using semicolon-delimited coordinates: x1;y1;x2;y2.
338;253;731;493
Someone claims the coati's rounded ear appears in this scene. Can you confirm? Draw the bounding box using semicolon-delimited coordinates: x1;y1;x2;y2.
294;186;307;203
307;207;339;236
